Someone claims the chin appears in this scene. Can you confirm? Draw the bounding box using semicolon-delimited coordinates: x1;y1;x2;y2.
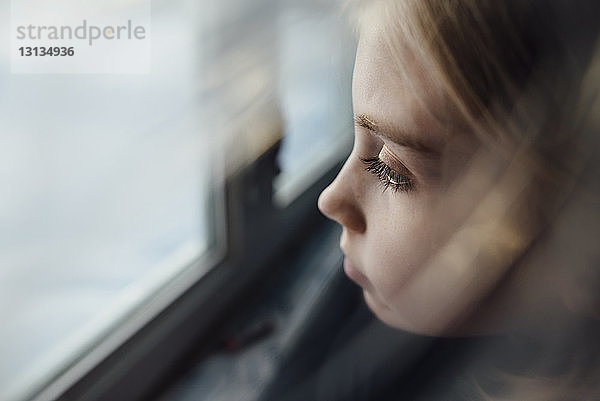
362;290;437;335
363;290;481;337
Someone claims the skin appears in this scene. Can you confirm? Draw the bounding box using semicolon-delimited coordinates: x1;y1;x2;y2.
317;11;555;335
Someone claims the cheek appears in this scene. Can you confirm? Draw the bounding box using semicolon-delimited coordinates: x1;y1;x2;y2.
359;190;489;334
362;194;436;301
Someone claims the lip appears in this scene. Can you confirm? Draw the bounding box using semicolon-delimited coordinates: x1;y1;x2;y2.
343;256;369;287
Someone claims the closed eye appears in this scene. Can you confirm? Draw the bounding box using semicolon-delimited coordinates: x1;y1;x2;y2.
360;157;414;193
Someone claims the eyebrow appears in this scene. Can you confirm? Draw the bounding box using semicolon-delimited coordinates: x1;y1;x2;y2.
354;113;440;156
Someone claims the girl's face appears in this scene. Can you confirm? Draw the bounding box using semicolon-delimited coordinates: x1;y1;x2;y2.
318;19;523;334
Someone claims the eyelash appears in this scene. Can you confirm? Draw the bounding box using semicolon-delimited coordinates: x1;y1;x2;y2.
360;157;414;193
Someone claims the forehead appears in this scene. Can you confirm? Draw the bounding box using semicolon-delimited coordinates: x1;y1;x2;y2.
352;17;459;149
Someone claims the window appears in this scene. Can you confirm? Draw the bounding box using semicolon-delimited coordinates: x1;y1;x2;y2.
1;2;221;399
275;5;354;205
0;0;354;400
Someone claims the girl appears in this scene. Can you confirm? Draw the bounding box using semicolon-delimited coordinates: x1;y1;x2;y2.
317;0;600;399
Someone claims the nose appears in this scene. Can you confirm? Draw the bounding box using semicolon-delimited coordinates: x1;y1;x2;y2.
317;160;367;233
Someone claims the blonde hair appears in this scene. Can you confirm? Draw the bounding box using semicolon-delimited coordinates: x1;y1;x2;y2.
352;0;600;399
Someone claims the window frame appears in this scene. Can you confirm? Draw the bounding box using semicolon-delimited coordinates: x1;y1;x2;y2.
14;1;357;396
28;138;347;401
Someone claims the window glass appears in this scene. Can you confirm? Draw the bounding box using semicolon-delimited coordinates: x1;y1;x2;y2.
0;1;218;399
0;0;354;399
275;4;354;205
